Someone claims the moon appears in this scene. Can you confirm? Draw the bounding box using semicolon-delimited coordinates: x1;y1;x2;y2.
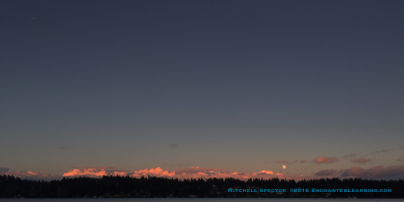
282;165;286;169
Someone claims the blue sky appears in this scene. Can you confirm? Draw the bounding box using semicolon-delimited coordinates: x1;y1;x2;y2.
1;0;403;180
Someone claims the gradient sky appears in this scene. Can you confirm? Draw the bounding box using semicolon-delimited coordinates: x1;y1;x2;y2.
1;0;404;180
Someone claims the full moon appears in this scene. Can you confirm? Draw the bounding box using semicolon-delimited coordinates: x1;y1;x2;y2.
282;165;286;169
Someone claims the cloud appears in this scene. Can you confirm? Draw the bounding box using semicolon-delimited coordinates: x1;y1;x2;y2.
350;157;373;164
14;164;403;181
275;160;297;164
0;167;10;173
341;165;404;178
63;167;127;177
131;167;176;178
314;157;340;164
0;167;318;181
342;153;358;159
168;144;178;148
60;166;281;180
63;166;318;180
128;167;281;180
9;165;403;181
396;158;403;162
258;170;273;175
314;169;338;176
59;165;404;180
365;149;390;156
299;160;307;163
373;149;389;154
59;146;68;150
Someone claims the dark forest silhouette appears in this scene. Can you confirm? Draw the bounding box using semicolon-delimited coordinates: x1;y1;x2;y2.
1;175;403;198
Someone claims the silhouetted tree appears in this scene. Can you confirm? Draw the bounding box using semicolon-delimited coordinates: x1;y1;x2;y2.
0;175;402;198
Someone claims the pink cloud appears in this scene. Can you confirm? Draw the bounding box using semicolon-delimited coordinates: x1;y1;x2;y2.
11;165;401;182
341;165;404;178
61;166;279;180
63;167;127;177
14;165;404;181
350;157;373;164
275;160;297;164
299;160;307;163
396;158;403;162
1;167;323;182
131;167;175;178
314;157;340;164
258;170;273;175
314;169;338;176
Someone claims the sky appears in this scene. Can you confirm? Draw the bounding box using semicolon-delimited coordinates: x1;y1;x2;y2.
1;0;404;181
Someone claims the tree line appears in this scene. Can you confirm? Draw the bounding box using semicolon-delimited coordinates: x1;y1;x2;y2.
0;175;403;198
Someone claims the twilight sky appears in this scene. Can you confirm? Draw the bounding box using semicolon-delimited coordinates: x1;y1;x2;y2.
1;0;404;180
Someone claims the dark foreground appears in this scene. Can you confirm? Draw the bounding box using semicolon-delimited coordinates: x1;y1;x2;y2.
1;199;404;202
1;175;403;198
